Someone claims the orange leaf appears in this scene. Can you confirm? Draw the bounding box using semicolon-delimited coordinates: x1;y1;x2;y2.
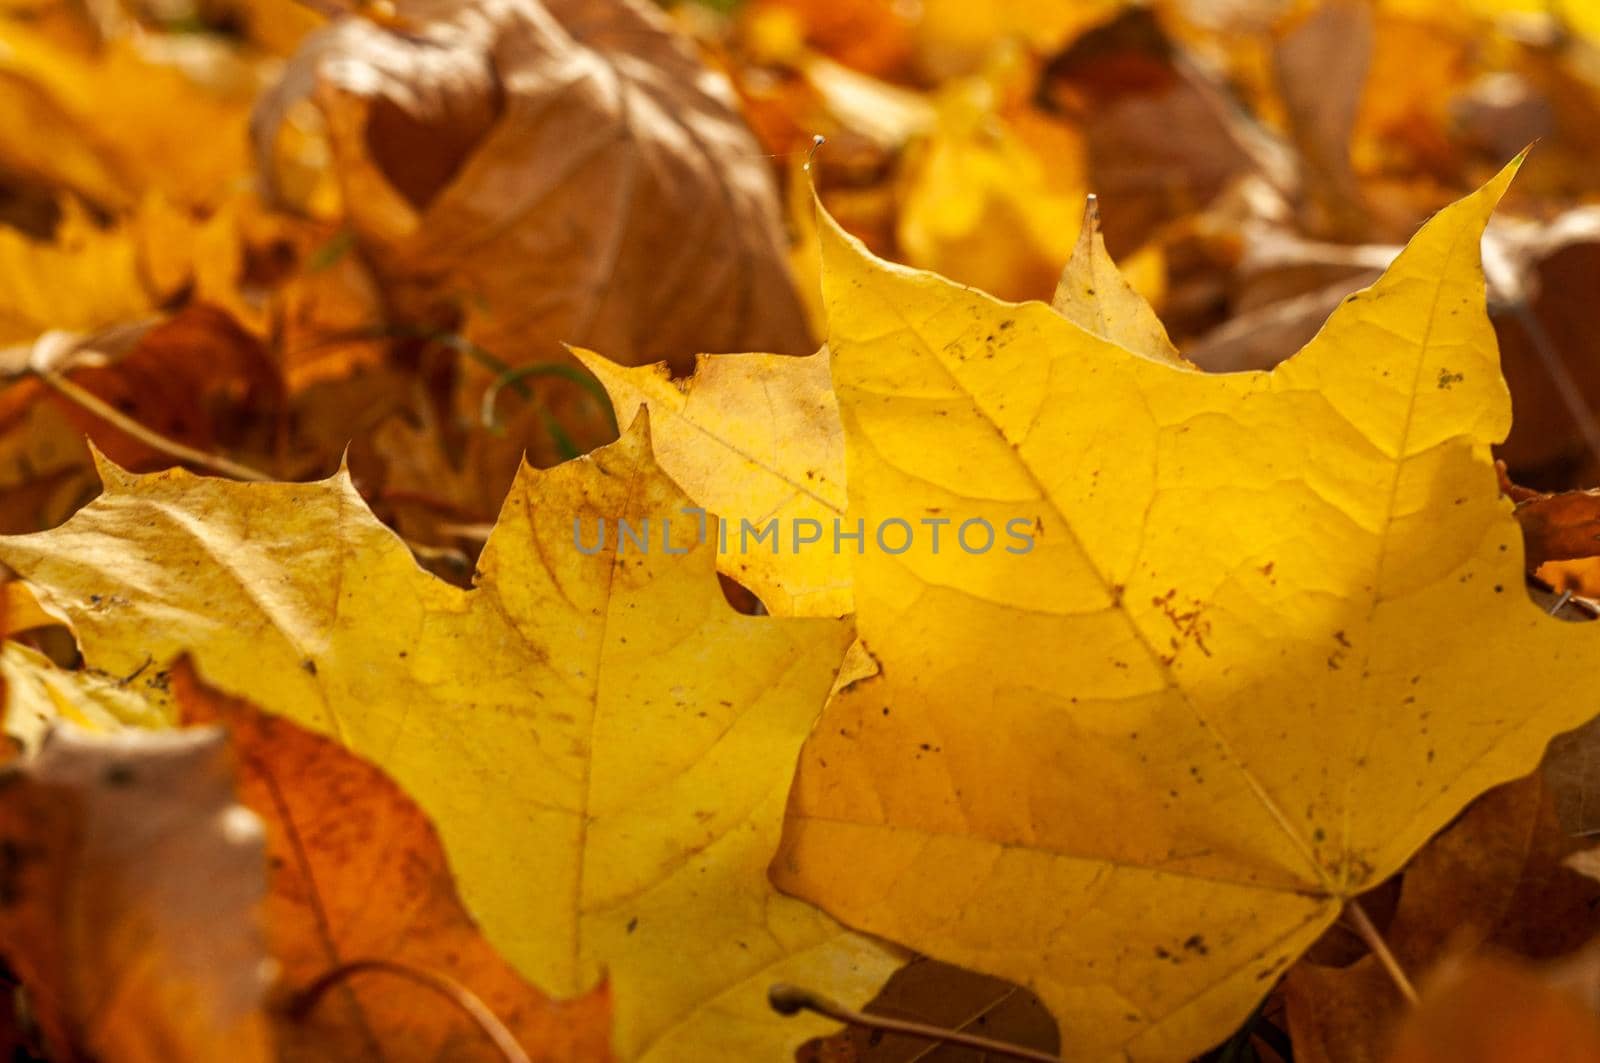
171;661;613;1063
1386;955;1600;1063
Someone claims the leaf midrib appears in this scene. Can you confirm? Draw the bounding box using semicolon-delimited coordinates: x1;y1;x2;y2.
843;295;1336;897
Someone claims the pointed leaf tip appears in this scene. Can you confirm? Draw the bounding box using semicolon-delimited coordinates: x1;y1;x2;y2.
618;403;653;443
86;441;137;493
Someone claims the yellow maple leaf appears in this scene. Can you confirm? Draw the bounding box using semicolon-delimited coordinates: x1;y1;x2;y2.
0;418;900;1060
1052;194;1183;366
1;640;171;752
897;68;1087;304
573;345;850;617
0;201;152;345
574;203;1178;619
771;156;1600;1058
0;23;260;210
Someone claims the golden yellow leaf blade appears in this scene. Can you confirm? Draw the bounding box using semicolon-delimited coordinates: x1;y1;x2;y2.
0;204;152;345
0;419;901;1060
1;641;172;752
1051;194;1183;365
0;25;257;209
896;75;1086;303
775;155;1596;1059
573;345;851;616
2;578;62;637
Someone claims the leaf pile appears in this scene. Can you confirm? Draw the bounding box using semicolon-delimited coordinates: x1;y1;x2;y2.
8;2;1600;1062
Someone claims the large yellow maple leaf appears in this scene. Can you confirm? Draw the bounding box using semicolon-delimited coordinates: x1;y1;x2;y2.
570;200;1169;620
0;419;900;1060
771;158;1600;1058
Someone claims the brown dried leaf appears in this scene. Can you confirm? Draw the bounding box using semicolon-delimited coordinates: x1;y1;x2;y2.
256;0;812;374
0;724;273;1063
1286;776;1600;1063
1272;0;1371;239
1511;486;1600;569
1384;953;1600;1063
1037;7;1292;258
797;957;1058;1063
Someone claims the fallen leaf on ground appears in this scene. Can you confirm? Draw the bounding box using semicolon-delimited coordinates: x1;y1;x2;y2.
1037;8;1291;260
0;418;901;1060
1272;0;1372;240
1383;953;1600;1063
0;21;263;210
1483;207;1600;489
0;305;286;533
0;723;273;1063
1285;774;1600;1063
895;60;1088;304
773;157;1600;1059
256;0;811;375
172;660;613;1063
1;641;172;753
1508;483;1600;568
798;956;1059;1062
574;345;849;616
0;202;152;345
1;578;61;637
1052;194;1182;364
575;200;1182;618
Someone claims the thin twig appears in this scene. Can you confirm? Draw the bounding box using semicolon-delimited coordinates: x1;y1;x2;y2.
435;522;495;542
36;367;472;572
1345;899;1419;1004
805;133;826;171
903;985;1020;1063
289;958;529;1063
35;370;273;482
283;0;347;20
768;983;1061;1062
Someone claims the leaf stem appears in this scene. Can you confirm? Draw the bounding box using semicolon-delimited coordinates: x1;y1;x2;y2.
289;958;530;1063
1345;899;1418;1005
35;369;273;482
768;983;1061;1062
35;367;472;572
479;361;618;437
